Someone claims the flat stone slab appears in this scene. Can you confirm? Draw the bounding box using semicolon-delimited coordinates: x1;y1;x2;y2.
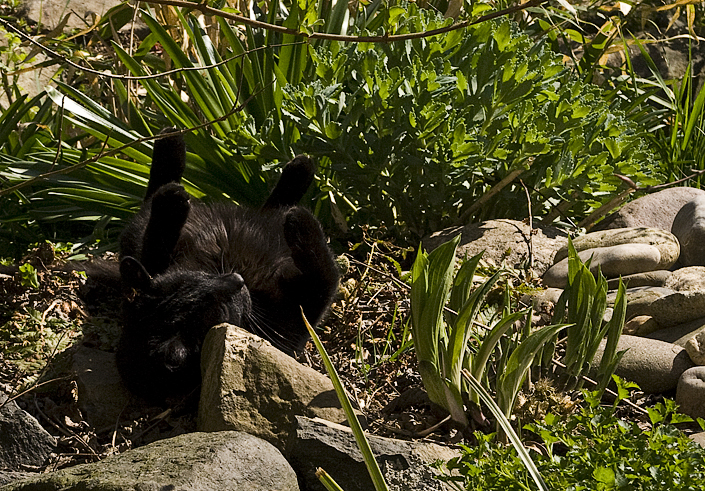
545;243;665;288
553;227;680;266
650;291;705;328
607;270;672;290
664;266;705;291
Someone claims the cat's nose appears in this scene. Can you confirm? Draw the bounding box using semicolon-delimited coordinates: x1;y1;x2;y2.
223;273;245;290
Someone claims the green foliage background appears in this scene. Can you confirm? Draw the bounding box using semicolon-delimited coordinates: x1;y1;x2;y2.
0;2;664;255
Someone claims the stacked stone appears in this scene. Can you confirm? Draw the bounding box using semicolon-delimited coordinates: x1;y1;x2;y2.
541;188;705;421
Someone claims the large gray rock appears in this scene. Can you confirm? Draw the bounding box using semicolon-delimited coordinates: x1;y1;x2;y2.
544;243;664;288
676;367;705;420
650;291;705;328
0;392;56;471
198;324;346;450
592;335;694;393
622;287;675;320
595;187;705;232
424;219;568;276
72;346;133;428
286;416;457;491
553;227;680;266
672;196;705;267
1;431;299;491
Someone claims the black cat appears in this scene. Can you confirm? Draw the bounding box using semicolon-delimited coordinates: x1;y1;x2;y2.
114;128;339;402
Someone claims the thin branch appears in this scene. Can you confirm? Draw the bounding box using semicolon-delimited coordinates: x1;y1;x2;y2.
457;157;534;224
634;168;705;192
0;0;548;81
0;15;306;81
581;168;705;230
580;187;635;231
145;0;548;43
0;81;272;197
520;179;534;270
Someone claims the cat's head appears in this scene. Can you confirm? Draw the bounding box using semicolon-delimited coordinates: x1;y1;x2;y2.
119;256;252;341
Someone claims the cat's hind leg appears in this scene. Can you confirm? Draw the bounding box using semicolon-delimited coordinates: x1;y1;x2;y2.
141;183;191;276
282;206;339;326
263;155;316;209
145;128;186;200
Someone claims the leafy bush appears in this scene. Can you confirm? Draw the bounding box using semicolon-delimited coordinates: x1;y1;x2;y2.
283;5;660;239
440;383;705;490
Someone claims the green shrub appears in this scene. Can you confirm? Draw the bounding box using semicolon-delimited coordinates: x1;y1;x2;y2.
439;383;705;490
283;5;660;240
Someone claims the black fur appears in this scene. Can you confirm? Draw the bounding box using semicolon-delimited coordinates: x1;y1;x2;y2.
114;128;339;401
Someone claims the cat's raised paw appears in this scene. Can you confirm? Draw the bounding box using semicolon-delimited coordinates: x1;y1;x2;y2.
283;207;330;274
151;183;191;221
263;155;316;208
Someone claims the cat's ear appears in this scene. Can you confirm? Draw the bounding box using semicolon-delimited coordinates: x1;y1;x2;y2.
120;256;152;291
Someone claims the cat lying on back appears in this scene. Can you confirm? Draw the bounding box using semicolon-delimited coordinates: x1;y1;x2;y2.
114;128;339;402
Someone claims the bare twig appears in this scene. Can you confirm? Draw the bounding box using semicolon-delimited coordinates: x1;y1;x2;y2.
33;395;101;459
580;187;635;231
581;168;705;230
145;0;548;43
0;80;272;197
457;158;534;224
416;414;452;438
0;376;71;411
519;179;534;270
0;15;305;81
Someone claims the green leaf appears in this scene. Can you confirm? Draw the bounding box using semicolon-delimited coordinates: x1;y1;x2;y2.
463;370;550;491
304;310;390;491
497;323;566;417
593;466;615;486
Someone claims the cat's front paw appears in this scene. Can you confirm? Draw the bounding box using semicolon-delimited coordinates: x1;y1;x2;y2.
151;183;191;223
283;207;325;251
282;155;316;184
263;155;316;208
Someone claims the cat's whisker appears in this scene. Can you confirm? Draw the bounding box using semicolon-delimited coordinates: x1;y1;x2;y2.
246;306;298;352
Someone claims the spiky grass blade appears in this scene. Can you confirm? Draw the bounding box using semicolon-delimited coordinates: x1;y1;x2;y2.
303;309;390;491
462;369;549;491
